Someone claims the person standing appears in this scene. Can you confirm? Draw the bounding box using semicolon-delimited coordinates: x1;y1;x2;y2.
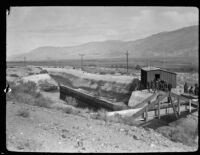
189;86;194;94
168;83;172;92
194;84;199;96
184;82;188;93
147;81;150;92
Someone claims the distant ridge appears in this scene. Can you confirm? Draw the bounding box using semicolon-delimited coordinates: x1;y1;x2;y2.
8;25;198;61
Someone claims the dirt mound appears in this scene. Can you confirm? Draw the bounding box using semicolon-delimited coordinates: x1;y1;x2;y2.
21;74;58;91
156;113;198;146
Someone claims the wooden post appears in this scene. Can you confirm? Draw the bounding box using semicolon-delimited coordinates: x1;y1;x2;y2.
189;99;192;113
158;101;160;119
178;97;180;115
185;104;188;111
142;112;145;120
145;106;148;122
165;107;168;114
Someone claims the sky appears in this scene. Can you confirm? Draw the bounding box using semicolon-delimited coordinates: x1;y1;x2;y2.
7;7;198;56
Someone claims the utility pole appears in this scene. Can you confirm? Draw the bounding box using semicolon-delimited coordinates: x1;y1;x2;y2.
163;58;165;69
79;54;85;70
24;57;26;67
125;51;129;74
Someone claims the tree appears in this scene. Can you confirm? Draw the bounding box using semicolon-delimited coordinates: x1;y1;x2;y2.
135;65;141;70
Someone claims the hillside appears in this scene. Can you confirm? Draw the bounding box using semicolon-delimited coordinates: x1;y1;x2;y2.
8;25;198;61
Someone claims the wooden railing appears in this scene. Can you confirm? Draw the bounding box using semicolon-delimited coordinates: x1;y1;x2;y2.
131;91;198;121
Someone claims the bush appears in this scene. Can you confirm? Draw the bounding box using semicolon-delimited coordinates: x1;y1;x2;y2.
39;80;58;92
63;107;80;115
6;81;53;108
16;109;30;118
99;71;106;75
65;96;79;107
135;65;141;70
34;96;53;108
10;74;19;77
28;72;34;75
40;70;48;74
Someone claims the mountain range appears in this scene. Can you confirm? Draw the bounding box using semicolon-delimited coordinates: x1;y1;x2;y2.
7;25;198;61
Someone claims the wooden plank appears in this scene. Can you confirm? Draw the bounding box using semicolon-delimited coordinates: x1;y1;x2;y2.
106;108;142;117
171;92;189;102
145;106;148;122
178;96;180;115
189;99;192;113
131;92;168;120
158;100;160;119
170;96;178;119
165;107;168;114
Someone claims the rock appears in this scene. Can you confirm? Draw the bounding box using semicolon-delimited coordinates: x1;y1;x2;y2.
150;143;155;148
61;134;66;139
62;129;69;133
133;135;140;140
120;128;125;132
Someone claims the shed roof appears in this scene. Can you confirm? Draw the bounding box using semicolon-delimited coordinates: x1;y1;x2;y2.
141;66;160;71
141;66;176;75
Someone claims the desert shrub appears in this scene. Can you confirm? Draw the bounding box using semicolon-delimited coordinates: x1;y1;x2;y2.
90;108;107;121
40;69;48;74
6;81;53;108
65;96;79;107
110;71;115;74
16;109;30;118
34;96;53;108
39;80;58;92
13;81;38;95
135;65;141;70
99;71;106;75
157;125;197;146
64;107;80;115
28;72;34;75
10;74;19;77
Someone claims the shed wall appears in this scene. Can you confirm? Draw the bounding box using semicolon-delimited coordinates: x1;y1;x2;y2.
141;69;176;88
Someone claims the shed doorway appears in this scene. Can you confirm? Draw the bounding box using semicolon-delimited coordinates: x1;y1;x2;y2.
155;74;160;81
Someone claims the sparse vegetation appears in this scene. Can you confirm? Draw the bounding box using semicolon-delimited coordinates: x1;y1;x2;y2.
10;74;19;77
28;72;34;75
156;116;198;146
39;79;58;92
16;108;30;118
40;69;48;74
6;81;53;108
135;65;141;70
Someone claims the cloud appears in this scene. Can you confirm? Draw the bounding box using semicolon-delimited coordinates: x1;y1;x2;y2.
163;11;198;26
7;7;199;56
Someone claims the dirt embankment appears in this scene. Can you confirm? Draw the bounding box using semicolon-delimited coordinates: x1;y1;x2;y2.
44;67;140;104
6;100;197;152
156;112;198;146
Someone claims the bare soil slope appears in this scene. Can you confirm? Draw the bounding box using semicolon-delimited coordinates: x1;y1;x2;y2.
6;100;197;152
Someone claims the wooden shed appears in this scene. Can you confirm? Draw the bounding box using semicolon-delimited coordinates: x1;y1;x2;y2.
141;66;176;88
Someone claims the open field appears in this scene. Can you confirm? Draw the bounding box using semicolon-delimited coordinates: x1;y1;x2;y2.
7;56;198;73
6;64;198;152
